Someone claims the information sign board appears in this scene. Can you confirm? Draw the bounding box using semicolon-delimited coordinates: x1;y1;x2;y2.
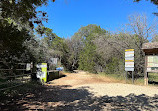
147;56;158;72
125;49;134;71
50;58;58;65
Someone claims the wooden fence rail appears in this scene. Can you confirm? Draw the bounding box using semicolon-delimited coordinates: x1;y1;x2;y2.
0;84;23;91
2;73;31;78
0;68;32;91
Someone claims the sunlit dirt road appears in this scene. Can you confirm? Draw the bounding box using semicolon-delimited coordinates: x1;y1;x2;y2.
1;71;158;111
49;71;158;97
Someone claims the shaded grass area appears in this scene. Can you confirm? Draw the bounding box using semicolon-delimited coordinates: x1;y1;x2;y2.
148;73;158;85
0;84;158;111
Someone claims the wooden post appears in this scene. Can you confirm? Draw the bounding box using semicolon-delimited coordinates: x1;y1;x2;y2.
144;55;148;85
125;71;127;83
124;71;126;83
132;71;134;84
147;72;148;85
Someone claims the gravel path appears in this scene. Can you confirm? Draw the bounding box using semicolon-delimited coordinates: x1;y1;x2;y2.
75;83;158;97
2;71;158;110
50;71;158;97
45;71;158;110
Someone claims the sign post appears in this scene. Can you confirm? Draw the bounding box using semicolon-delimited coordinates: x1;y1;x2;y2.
125;49;134;84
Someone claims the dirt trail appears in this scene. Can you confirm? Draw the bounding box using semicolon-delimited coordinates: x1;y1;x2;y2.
1;71;158;111
41;71;158;110
48;70;158;97
47;71;117;87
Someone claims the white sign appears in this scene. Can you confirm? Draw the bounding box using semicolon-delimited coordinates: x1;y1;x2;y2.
37;64;47;68
125;62;134;67
50;58;58;65
37;72;45;79
125;49;134;71
125;67;134;71
147;68;151;71
125;51;134;57
125;57;134;61
36;63;47;81
26;63;31;71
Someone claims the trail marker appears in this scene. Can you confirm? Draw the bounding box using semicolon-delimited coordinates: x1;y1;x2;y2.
125;49;134;84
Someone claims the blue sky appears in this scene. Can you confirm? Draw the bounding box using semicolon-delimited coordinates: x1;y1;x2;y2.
37;0;157;38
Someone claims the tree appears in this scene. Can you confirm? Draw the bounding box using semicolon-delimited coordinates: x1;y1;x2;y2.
152;35;158;42
1;0;56;27
0;0;56;67
134;0;158;5
51;37;71;70
94;32;125;74
74;24;107;73
94;14;157;75
134;0;158;15
126;14;157;74
0;18;34;75
36;26;56;47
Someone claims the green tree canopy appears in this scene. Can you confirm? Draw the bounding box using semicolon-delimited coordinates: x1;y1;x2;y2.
134;0;158;5
1;0;55;27
76;24;108;73
134;0;158;15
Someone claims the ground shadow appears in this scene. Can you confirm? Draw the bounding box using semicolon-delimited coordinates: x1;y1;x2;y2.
0;84;158;111
149;80;158;85
47;74;67;82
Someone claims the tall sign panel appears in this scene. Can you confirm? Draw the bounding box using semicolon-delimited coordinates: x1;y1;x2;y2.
36;63;47;83
125;49;134;84
125;49;134;71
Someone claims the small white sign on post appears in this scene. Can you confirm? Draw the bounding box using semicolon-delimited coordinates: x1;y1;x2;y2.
125;49;134;71
26;63;31;71
50;58;58;65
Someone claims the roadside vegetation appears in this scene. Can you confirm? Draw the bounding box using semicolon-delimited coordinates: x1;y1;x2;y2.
98;72;158;86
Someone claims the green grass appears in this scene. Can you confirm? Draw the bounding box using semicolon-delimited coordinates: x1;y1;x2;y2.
99;72;125;81
148;73;158;86
98;72;157;86
148;73;158;81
